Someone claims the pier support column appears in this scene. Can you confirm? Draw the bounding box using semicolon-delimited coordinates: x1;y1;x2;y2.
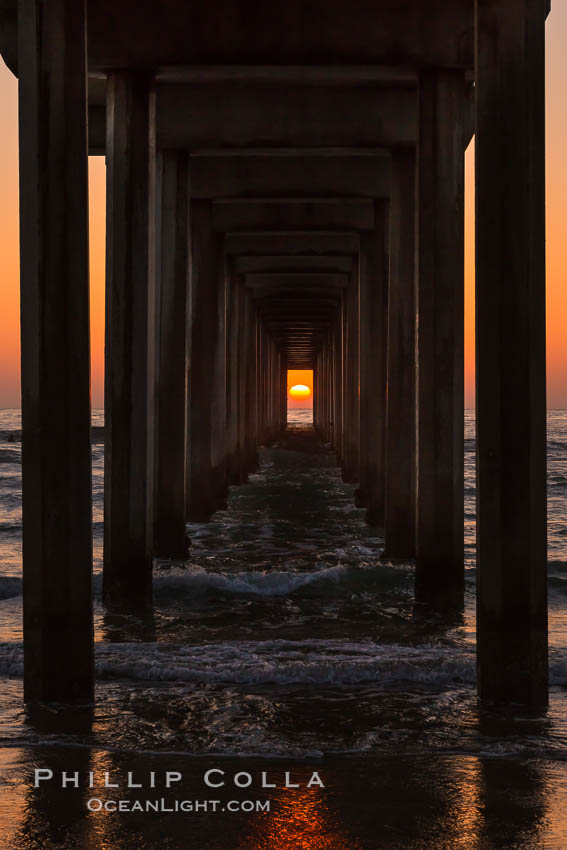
104;72;156;605
325;341;333;441
257;320;266;444
343;271;360;483
360;201;389;525
334;311;345;462
280;352;288;431
314;357;320;431
187;200;225;521
245;299;259;471
384;150;417;558
154;151;190;558
236;279;248;480
475;0;547;706
19;0;94;702
226;269;242;483
321;346;329;440
415;70;465;607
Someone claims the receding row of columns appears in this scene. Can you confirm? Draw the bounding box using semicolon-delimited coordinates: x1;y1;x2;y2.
18;0;548;710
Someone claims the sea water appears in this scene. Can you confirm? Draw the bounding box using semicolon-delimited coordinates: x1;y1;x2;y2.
0;409;567;848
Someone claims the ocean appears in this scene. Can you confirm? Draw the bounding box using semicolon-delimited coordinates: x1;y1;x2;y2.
0;408;566;848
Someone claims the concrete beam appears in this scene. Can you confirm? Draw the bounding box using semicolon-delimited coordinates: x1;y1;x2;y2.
234;256;353;274
188;152;391;198
244;272;349;289
213;200;375;232
0;1;475;71
225;232;359;257
157;85;416;149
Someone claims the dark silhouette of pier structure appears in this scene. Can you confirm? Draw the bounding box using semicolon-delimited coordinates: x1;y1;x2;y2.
1;0;549;707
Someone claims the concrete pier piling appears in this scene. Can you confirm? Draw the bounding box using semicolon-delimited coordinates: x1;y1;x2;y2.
103;72;156;605
415;70;466;609
154;151;190;558
475;0;548;707
187;200;225;521
18;0;94;703
360;201;389;527
384;150;417;559
5;0;549;708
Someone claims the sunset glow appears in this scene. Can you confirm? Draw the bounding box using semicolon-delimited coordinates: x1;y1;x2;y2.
1;10;567;409
290;384;311;400
287;370;314;410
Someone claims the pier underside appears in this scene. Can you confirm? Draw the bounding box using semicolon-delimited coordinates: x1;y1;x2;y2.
1;0;549;708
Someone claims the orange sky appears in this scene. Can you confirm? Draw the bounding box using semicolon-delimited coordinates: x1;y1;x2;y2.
0;9;565;408
287;370;314;409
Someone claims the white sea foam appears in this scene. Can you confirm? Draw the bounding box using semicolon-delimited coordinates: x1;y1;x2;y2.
152;563;406;598
0;638;476;687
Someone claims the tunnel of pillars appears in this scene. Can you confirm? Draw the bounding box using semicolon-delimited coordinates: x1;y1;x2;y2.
13;0;548;710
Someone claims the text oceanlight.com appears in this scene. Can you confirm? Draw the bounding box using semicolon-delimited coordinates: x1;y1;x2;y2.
87;798;271;814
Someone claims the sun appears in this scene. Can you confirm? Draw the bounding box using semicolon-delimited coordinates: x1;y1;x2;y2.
289;384;311;400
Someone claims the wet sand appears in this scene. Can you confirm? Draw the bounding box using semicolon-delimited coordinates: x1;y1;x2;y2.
2;747;567;849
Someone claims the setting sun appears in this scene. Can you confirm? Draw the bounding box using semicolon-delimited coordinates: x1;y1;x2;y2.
290;384;311;400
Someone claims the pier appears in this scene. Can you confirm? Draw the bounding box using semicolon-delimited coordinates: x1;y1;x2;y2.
0;0;549;707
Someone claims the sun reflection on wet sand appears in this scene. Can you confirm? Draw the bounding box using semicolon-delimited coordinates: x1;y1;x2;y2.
236;787;361;850
2;750;567;849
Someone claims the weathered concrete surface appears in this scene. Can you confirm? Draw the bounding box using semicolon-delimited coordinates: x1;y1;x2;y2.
155;87;416;149
187;153;391;199
213;199;375;233
475;0;548;708
234;256;353;275
359;201;389;523
187;200;226;521
0;1;476;72
415;70;465;608
225;232;359;258
342;270;360;483
384;150;417;558
104;72;156;606
154;151;190;558
226;270;242;483
19;0;94;704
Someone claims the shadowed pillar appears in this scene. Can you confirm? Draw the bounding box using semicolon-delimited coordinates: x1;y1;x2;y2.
321;344;329;440
342;269;360;483
415;69;465;608
104;72;156;605
314;356;320;430
226;269;242;483
244;296;259;472
187;200;225;520
19;0;94;703
262;329;270;443
280;351;288;431
334;308;345;463
212;255;228;507
256;318;265;443
330;328;337;447
154;151;190;558
475;0;548;706
360;200;389;525
236;278;248;480
384;149;417;558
